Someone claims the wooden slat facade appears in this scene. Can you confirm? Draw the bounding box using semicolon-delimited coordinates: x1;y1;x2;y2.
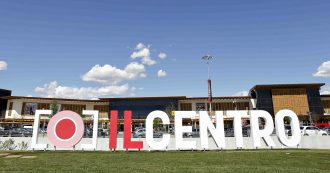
208;102;249;111
272;88;310;116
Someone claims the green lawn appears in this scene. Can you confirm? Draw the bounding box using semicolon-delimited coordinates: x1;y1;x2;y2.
1;150;330;173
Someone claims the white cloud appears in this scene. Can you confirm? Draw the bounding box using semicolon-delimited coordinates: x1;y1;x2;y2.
141;56;156;66
0;61;7;70
233;91;249;96
157;69;167;77
313;61;330;77
131;47;150;58
158;52;167;59
129;86;137;96
35;81;129;99
321;86;330;95
131;43;156;66
135;43;146;50
81;62;146;84
140;73;147;78
322;90;330;95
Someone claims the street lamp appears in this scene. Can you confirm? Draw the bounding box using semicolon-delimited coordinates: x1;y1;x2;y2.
201;55;214;112
307;111;313;126
201;55;213;80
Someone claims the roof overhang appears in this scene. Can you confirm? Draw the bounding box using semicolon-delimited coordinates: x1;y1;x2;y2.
249;83;325;95
99;96;187;101
0;96;107;103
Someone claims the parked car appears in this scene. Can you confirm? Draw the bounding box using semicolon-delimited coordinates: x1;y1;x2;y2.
225;128;235;137
169;127;175;134
323;127;330;135
242;126;251;137
183;128;200;138
9;128;25;137
134;127;145;132
284;125;291;134
21;128;33;137
98;129;107;138
39;128;47;134
84;128;93;137
300;126;328;136
0;127;10;137
133;129;162;138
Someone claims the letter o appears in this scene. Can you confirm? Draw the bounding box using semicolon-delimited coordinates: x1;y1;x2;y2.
47;111;84;148
275;109;301;147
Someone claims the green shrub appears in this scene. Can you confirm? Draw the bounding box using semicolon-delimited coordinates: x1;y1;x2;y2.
0;138;17;150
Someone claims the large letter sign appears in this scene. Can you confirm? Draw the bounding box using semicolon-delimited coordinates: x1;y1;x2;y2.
146;111;170;150
30;109;303;151
31;110;51;150
275;109;301;147
123;111;143;150
81;110;99;150
200;111;225;149
227;110;249;149
109;110;118;151
250;110;275;148
47;111;84;149
175;111;196;150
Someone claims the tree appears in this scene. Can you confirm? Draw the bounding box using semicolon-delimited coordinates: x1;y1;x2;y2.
50;100;59;116
164;104;177;132
165;104;176;119
20;114;25;128
284;117;291;124
153;118;161;130
41;100;59;135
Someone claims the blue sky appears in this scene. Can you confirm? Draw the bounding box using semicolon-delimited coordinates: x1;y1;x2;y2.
0;0;329;99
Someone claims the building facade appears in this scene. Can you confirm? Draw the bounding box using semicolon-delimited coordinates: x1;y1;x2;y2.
0;83;330;128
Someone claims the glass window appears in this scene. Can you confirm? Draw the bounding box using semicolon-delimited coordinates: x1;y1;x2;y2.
196;103;206;111
8;102;13;116
94;105;109;113
38;103;50;110
22;102;38;115
61;104;86;115
180;103;192;111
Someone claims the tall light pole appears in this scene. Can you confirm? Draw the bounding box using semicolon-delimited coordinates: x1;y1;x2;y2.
202;55;214;112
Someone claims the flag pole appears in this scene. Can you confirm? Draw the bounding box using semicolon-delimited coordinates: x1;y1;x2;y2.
202;55;214;112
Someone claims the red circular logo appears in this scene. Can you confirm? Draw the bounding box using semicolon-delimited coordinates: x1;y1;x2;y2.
55;119;76;140
47;111;84;148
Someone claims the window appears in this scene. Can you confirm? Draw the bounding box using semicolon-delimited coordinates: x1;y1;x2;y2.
38;103;50;110
323;100;330;113
21;102;38;115
196;103;206;111
61;104;86;115
94;105;109;113
8;102;13;116
236;102;250;110
180;103;192;111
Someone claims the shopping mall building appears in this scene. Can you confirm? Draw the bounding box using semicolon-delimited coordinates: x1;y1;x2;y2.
0;83;330;129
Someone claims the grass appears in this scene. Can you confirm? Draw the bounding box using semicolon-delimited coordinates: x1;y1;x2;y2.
1;150;330;173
